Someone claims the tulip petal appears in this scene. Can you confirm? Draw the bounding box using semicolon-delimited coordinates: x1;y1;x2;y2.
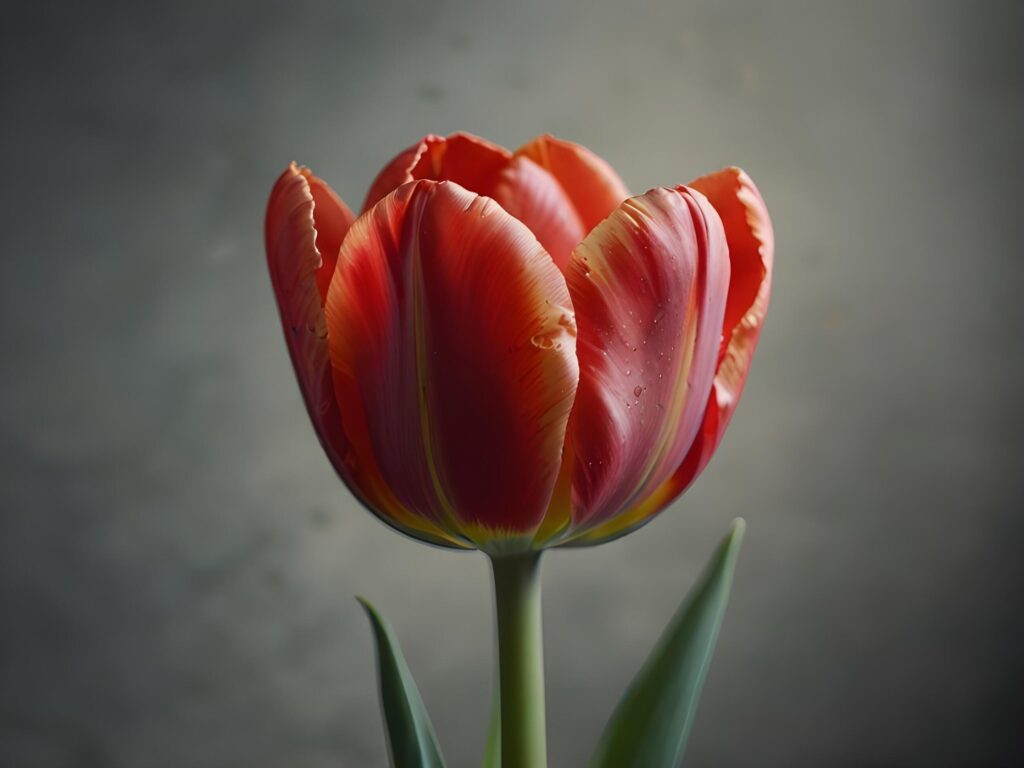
265;164;463;548
361;132;512;212
575;168;773;545
490;155;587;272
304;172;355;303
676;168;774;477
265;163;355;483
326;180;579;547
556;186;730;536
691;167;773;350
515;134;630;233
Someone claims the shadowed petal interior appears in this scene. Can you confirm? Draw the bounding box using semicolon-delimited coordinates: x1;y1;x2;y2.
361;132;511;212
491;155;587;272
516;134;630;233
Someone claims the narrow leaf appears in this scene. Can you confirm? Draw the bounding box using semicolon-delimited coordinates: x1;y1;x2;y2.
589;518;746;768
482;672;501;768
358;597;448;768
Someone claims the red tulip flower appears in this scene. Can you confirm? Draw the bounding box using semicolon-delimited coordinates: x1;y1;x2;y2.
265;132;773;767
266;132;772;553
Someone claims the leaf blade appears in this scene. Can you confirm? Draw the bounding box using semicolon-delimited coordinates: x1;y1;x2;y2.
358;597;448;768
589;518;746;768
482;672;501;768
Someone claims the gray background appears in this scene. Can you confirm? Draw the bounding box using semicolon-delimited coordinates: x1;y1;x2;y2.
2;1;1022;766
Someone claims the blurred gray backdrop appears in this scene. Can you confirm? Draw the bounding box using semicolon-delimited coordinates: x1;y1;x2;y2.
2;1;1022;766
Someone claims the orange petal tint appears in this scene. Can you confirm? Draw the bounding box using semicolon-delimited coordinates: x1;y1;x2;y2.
679;167;774;472
516;134;630;233
560;187;729;534
265;165;463;548
576;169;773;545
491;155;587;272
361;132;512;212
326;180;579;545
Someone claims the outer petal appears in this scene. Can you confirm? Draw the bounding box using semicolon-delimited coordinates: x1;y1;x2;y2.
361;132;512;212
677;168;774;476
325;180;579;549
554;186;730;537
265;164;463;548
574;168;774;545
265;164;355;483
490;155;587;272
515;134;630;233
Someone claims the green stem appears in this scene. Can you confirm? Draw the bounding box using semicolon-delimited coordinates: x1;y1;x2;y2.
490;551;546;768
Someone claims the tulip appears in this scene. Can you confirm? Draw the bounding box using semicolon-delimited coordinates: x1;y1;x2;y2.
265;132;772;551
265;132;773;767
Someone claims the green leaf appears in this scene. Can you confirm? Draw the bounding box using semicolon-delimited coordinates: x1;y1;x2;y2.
588;518;746;768
482;673;501;768
357;597;448;768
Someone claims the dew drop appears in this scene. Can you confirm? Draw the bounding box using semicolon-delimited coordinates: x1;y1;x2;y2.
633;385;643;397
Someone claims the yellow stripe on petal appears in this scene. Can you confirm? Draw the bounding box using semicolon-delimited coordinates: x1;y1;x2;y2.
556;186;730;541
574;169;775;547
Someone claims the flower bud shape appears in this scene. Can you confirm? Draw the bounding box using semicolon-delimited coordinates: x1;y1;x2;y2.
265;133;773;553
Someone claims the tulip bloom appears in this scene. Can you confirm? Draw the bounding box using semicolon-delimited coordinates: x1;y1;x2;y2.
265;132;773;554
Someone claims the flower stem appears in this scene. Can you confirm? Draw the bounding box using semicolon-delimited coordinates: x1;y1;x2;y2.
490;551;546;768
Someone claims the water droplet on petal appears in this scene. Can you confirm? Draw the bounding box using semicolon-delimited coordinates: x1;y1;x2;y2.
633;385;643;397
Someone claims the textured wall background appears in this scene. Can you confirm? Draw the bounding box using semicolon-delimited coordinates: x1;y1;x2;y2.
2;1;1022;766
